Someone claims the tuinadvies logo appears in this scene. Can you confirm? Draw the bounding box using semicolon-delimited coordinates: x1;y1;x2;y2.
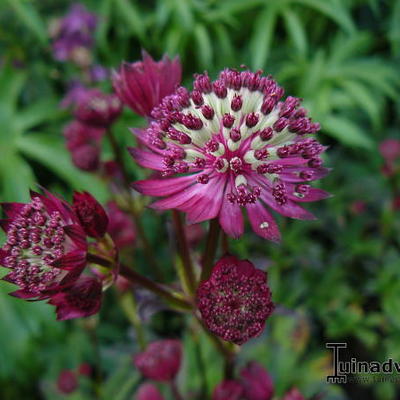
326;343;400;384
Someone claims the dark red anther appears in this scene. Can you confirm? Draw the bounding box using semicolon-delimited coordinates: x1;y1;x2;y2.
259;127;273;141
201;105;214;120
222;113;235;128
231;95;243;111
230;128;241;142
246;112;259;128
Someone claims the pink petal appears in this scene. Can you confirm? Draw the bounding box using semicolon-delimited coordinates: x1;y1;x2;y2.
219;199;244;239
128;148;165;170
0;219;12;232
185;175;225;223
287;186;332;202
150;182;207;211
51;250;87;271
1;202;24;218
246;201;281;242
63;225;88;250
132;175;196;197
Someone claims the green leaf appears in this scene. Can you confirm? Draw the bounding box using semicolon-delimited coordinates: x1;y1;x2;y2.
194;24;213;69
249;5;279;69
172;0;194;31
0;153;34;202
214;24;235;66
322;115;374;149
282;8;307;56
16;133;108;201
0;67;26;116
113;0;145;40
15;98;62;133
340;80;381;128
294;0;355;34
6;0;48;45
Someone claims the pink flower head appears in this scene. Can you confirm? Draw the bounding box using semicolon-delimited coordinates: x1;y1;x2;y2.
133;339;182;381
240;361;274;400
282;388;305;400
57;369;78;394
379;138;400;177
197;255;274;345
73;191;109;238
64;120;105;172
379;139;400;163
212;380;243;400
106;201;136;250
51;3;97;63
136;383;165;400
49;276;102;320
113;50;182;117
73;88;122;127
131;69;329;241
78;362;92;377
0;191;88;300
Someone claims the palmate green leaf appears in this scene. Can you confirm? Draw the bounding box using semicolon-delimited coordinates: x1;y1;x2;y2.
212;0;265;16
294;0;356;34
214;24;235;66
194;24;213;69
282;8;307;56
0;67;26;116
322;115;374;149
328;32;373;64
113;0;145;40
249;4;279;69
299;50;326;97
15;98;62;134
336;61;399;99
101;356;139;400
6;0;48;46
339;80;381;128
0;153;35;202
389;0;400;56
96;0;114;53
172;0;194;31
16;133;108;201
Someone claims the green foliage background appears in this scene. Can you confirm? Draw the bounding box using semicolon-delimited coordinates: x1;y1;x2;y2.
0;0;400;399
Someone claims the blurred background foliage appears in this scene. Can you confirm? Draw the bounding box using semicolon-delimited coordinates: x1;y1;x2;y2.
0;0;400;399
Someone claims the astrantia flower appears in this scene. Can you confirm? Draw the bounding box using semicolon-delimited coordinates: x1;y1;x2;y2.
73;191;109;238
64;120;105;171
282;388;305;400
106;201;136;250
212;380;243;400
49;276;102;320
131;69;329;241
379;138;400;177
72;88;122;128
134;339;182;381
0;191;87;299
197;255;274;345
136;383;165;400
57;369;78;394
113;51;182;117
240;361;274;400
50;3;97;64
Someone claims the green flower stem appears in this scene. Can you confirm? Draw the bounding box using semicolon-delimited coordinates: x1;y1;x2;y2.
118;291;146;350
106;128;162;280
200;218;221;282
170;380;184;400
172;210;197;295
87;253;191;310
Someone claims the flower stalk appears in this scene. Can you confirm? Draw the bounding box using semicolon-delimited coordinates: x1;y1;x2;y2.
200;218;221;282
172;210;196;295
87;253;191;310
